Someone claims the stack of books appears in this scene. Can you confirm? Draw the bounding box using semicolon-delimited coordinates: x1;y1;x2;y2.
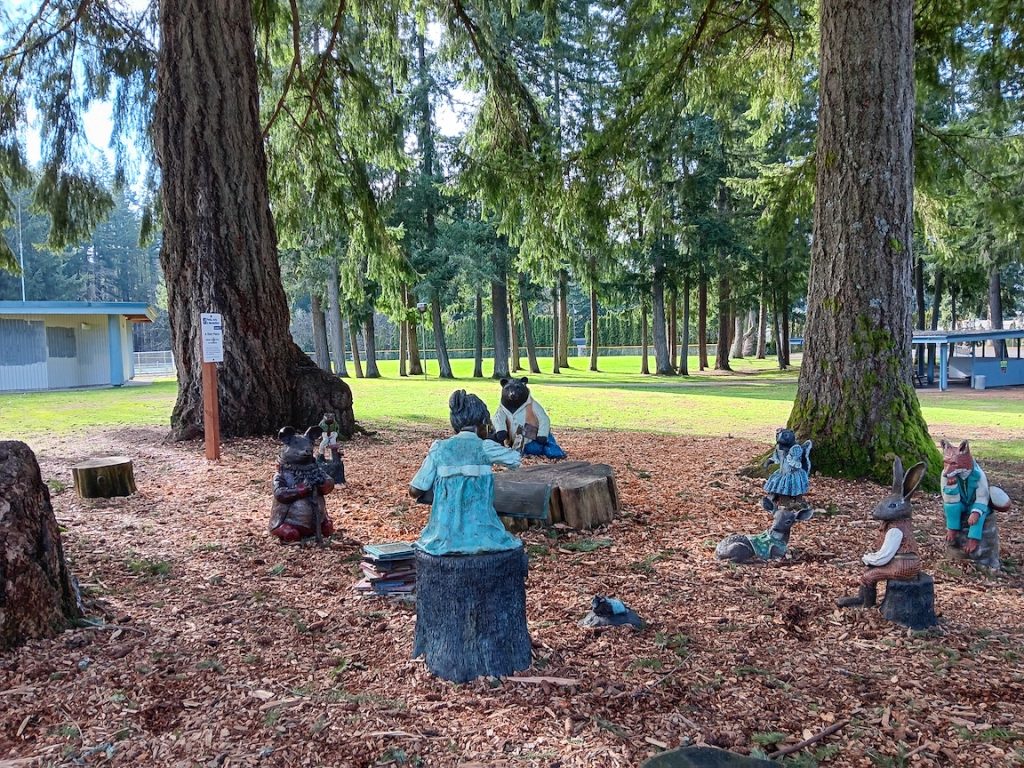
354;542;416;596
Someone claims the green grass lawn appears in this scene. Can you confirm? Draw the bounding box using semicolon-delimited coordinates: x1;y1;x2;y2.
2;355;1021;459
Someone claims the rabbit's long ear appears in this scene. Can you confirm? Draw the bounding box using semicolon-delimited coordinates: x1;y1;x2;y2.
902;462;927;499
892;456;905;495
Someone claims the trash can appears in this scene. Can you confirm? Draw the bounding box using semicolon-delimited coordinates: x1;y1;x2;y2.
973;375;986;390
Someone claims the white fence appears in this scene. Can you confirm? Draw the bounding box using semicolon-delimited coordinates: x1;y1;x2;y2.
133;350;175;375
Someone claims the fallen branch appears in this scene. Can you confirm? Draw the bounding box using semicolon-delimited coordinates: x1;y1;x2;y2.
769;719;848;759
505;675;580;686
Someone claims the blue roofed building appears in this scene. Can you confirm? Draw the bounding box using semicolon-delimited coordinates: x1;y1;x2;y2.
0;301;156;392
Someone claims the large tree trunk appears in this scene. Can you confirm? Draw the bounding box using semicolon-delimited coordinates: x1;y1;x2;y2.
558;270;570;367
651;254;674;375
363;314;381;378
771;287;784;369
155;0;352;438
914;256;926;375
780;296;791;368
715;273;732;371
349;320;364;378
551;285;561;374
431;294;454;378
509;293;521;372
988;265;1006;358
327;258;349;377
521;291;541;374
742;308;758;357
405;287;424;375
492;278;511;379
680;275;690;375
641;304;650;375
791;0;939;485
473;290;484;378
589;284;600;372
311;294;331;372
698;266;709;370
1;442;82;650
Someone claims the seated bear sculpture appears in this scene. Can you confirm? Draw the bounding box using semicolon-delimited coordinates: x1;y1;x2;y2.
269;426;336;545
491;377;566;459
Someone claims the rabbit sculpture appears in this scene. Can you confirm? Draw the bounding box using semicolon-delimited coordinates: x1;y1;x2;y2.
836;457;925;609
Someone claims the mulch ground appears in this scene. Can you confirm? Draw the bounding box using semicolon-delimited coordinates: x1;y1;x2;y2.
2;427;1023;768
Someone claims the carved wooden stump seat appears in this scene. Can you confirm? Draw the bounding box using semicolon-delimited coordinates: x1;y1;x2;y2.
880;573;938;630
494;461;619;531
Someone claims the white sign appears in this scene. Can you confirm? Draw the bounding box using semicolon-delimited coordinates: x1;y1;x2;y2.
200;313;224;363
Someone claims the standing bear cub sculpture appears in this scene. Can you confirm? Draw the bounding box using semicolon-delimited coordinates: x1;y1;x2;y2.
269;426;336;545
716;498;815;563
490;377;566;459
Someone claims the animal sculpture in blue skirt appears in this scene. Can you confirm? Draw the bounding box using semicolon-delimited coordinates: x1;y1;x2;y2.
763;427;813;507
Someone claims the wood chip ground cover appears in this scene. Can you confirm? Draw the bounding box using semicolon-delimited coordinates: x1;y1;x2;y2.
1;427;1022;767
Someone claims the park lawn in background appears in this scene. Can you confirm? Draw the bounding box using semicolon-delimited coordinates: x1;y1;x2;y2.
1;358;1021;460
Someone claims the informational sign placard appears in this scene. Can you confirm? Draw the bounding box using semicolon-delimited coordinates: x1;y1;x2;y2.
200;313;224;363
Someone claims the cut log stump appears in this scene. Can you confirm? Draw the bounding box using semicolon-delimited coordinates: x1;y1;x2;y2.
71;456;136;499
880;573;938;630
495;461;619;530
413;548;531;682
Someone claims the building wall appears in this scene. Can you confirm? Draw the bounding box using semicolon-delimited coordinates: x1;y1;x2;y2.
0;317;48;390
0;313;125;391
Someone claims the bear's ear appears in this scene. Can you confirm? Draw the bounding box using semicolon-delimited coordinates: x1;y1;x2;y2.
500;378;510;387
278;426;296;443
519;376;529;385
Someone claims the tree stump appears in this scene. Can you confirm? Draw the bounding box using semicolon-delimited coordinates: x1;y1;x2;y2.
495;461;619;530
880;573;938;630
71;456;137;499
0;441;82;650
413;548;531;682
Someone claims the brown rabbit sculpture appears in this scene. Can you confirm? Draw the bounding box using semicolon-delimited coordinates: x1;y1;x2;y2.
836;458;937;629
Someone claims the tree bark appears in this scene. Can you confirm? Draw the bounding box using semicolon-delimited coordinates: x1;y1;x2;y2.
327;257;348;377
680;275;690;375
715;273;732;371
756;293;768;359
589;284;600;372
780;295;791;368
431;294;454;378
742;308;757;357
363;314;381;378
914;256;926;375
651;253;674;375
641;304;650;374
1;442;82;650
926;267;943;376
399;318;408;377
509;292;521;372
550;285;560;374
731;312;745;359
791;0;939;485
698;266;709;370
473;290;484;378
988;265;1006;358
558;270;570;367
311;294;331;372
521;290;541;374
405;287;423;375
155;0;352;438
492;278;511;379
771;287;784;369
349;319;364;378
668;286;678;365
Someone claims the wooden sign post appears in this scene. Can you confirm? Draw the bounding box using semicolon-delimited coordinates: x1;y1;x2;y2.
200;313;223;460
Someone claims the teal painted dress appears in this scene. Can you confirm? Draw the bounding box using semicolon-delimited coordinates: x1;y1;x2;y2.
411;431;523;556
